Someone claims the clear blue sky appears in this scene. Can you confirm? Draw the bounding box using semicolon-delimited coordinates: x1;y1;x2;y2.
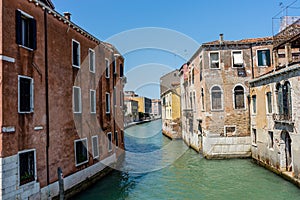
52;0;298;99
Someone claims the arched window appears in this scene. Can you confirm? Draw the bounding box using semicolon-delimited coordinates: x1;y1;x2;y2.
211;86;223;110
234;85;245;109
276;83;283;115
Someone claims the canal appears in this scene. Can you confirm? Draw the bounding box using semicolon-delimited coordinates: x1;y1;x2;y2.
75;120;300;199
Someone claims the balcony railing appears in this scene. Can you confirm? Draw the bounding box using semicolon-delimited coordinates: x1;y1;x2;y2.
273;113;293;123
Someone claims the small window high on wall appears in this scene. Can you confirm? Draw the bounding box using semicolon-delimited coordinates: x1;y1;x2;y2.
257;49;271;67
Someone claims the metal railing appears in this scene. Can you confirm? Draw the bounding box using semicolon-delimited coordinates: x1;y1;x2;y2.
272;113;293;122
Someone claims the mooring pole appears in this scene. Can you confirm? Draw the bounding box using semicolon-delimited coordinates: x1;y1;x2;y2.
57;167;64;200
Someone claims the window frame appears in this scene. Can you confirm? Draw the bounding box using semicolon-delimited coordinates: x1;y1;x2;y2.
209;51;220;69
210;85;223;111
252;128;257;146
89;48;95;73
231;50;243;68
73;86;82;113
74;138;88;167
105;58;110;79
90;89;96;114
268;131;274;150
92;135;99;159
266;91;273;114
233;84;246;110
113;57;117;74
106;92;111;114
18;75;34;114
107;132;112;152
72;39;81;68
257;49;271;67
252;95;257;114
115;131;119;148
224;125;237;136
18;149;37;186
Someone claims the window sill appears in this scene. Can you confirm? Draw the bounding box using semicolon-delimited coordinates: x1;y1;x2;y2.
19;179;36;187
209;68;221;70
211;109;224;112
72;65;80;69
75;160;88;167
18;111;34;114
234;108;247;111
18;45;34;51
269;148;274;151
258;65;270;68
73;112;82;114
252;144;257;147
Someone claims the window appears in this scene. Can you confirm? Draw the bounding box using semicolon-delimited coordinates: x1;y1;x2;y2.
276;83;283;114
266;92;272;114
105;59;110;78
210;52;219;69
73;86;81;113
106;92;110;114
107;132;112;152
120;63;124;77
16;10;37;50
113;87;117;107
89;49;95;73
276;82;292;120
72;40;80;68
74;138;88;166
252;129;257;145
201;88;205;110
224;126;236;136
252;95;257;114
18;76;34;113
90;90;96;114
19;150;36;185
234;85;245;109
200;60;203;81
92;136;99;159
257;49;271;67
211;86;223;110
191;68;194;84
268;131;274;149
232;51;243;67
115;131;119;147
113;58;117;74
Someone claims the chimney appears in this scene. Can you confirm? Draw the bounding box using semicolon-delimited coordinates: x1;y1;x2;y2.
219;33;224;44
64;12;71;21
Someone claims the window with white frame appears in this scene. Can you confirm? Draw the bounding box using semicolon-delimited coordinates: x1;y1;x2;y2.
224;126;236;136
105;59;110;78
268;131;274;149
252;129;257;145
113;57;117;74
210;52;220;69
89;49;95;73
73;86;81;113
201;88;205;110
115;131;119;147
16;10;37;50
19;150;36;185
18;76;34;113
72;40;80;68
232;51;243;67
90;90;96;113
191;68;194;84
107;132;112;152
252;95;257;114
74;138;88;166
266;92;272;114
106;92;110;114
234;85;245;109
92;135;99;159
211;86;223;110
257;49;271;67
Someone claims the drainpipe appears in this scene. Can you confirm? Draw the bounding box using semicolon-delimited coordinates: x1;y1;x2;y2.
250;44;254;79
44;9;50;185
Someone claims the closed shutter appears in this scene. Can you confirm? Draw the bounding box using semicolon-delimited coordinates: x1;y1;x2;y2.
30;18;37;50
16;10;22;45
20;78;31;112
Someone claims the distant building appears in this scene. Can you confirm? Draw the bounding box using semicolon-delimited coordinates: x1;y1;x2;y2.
131;96;152;119
180;34;274;157
124;99;139;124
151;99;162;118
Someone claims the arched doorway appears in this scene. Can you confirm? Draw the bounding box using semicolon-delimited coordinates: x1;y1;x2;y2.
280;131;292;171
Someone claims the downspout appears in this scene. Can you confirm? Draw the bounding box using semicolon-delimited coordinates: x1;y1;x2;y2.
250;43;254;79
249;43;254;140
44;9;50;185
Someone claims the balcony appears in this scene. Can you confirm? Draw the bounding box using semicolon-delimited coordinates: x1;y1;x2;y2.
272;113;294;124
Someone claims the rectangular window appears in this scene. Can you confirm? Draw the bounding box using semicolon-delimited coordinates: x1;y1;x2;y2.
115;131;119;147
19;150;36;185
113;58;117;74
191;68;194;84
224;126;236;136
73;86;82;113
90;90;96;114
268;131;274;149
16;10;37;50
105;59;110;78
252;129;257;145
89;49;95;73
106;92;110;114
257;49;271;67
107;132;112;152
72;40;80;68
252;95;257;114
92;136;99;159
120;63;124;77
113;87;117;107
210;52;220;69
266;92;272;114
18;76;34;113
74;138;88;166
232;51;243;67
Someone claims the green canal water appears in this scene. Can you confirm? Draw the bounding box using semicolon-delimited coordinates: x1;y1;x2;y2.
74;120;300;200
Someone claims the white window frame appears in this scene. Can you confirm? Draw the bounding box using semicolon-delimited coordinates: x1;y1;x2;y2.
210;85;223;111
89;48;95;73
73;86;82;113
115;131;119;148
224;125;237;136
90;89;96;114
106;92;110;114
107;132;112;152
209;51;220;69
92;135;99;159
256;48;271;67
18;149;37;186
232;84;246;110
265;91;273;115
113;57;117;74
268;131;274;150
72;39;80;68
252;128;257;146
252;95;257;115
105;58;110;79
231;50;243;68
18;75;34;114
17;9;34;51
74;138;88;167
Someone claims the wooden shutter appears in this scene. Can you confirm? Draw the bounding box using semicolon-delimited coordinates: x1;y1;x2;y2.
16;10;22;45
30;18;37;50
